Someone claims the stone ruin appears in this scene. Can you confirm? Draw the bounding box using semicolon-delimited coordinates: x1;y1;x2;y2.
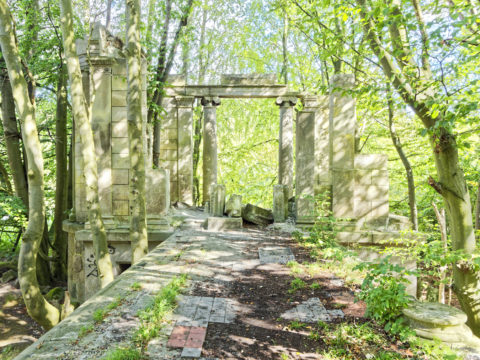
64;24;413;303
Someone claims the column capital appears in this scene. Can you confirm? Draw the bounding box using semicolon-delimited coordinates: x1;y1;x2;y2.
174;96;195;108
201;96;221;107
275;96;298;107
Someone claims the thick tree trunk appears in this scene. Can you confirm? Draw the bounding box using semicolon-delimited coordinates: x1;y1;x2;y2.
126;0;148;264
1;68;28;206
51;62;68;281
59;0;114;287
387;91;418;230
430;130;478;333
0;0;59;329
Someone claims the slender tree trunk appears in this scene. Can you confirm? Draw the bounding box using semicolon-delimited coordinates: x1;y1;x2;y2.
475;179;480;231
1;67;29;206
126;0;148;264
432;202;447;304
281;10;288;84
0;157;12;193
59;0;114;287
51;62;68;281
0;0;59;329
386;88;418;230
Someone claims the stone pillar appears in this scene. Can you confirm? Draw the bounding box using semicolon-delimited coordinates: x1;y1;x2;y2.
295;96;321;223
273;184;288;223
276;96;297;198
176;96;195;205
210;184;226;217
329;74;356;219
202;97;221;203
159;98;178;203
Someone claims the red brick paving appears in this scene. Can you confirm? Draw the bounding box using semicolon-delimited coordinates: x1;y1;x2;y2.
167;325;190;348
185;326;207;348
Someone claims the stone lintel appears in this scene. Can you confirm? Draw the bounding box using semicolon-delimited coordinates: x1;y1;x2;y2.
221;73;277;85
165;85;297;99
301;95;328;109
275;96;298;107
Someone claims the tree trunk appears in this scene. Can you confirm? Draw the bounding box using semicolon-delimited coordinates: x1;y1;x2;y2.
475;179;480;231
59;0;114;287
105;0;113;30
0;158;12;193
126;0;148;264
432;202;447;304
1;66;29;206
51;62;69;281
0;1;59;329
386;89;418;230
281;10;288;84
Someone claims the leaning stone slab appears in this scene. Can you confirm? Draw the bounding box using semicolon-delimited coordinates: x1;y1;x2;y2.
207;217;242;232
225;194;242;217
242;204;274;226
281;298;332;323
403;301;480;347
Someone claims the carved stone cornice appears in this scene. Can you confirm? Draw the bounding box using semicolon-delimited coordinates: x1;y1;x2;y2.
201;96;221;107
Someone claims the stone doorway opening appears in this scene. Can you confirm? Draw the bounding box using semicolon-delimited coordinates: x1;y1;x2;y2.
215;98;281;209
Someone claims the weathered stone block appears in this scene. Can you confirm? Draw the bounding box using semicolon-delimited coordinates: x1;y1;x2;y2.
160;160;177;177
112;185;129;201
370;200;389;219
112;169;129;185
221;73;277;85
336;231;372;244
242;204;274;226
112;137;129;154
146;168;170;215
332;170;355;219
160;139;178;150
354;185;389;202
112;117;127;137
112;107;127;122
161;111;177;129
225;194;242;217
112;153;129;169
160;149;177;161
331;134;355;170
371;169;389;186
354;169;371;186
112;90;127;106
112;75;127;90
113;200;129;216
354;154;388;170
210;184;226;217
273;185;288;223
207;217;242;231
163;128;178;140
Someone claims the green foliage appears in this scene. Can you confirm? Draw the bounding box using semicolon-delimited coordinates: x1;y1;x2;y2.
103;346;143;360
130;282;142;291
78;324;94;339
134;274;187;345
287;320;306;330
93;308;108;323
288;277;306;293
354;257;414;337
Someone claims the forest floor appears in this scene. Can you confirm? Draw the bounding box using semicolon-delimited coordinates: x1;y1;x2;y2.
0;283;44;360
0;217;463;359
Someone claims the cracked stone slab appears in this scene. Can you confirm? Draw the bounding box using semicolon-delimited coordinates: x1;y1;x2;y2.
258;246;295;264
173;296;237;326
281;298;333;323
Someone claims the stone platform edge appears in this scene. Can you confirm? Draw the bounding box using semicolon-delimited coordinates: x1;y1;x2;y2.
14;230;186;360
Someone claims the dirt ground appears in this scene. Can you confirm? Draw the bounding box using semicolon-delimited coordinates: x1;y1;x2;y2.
0;282;44;360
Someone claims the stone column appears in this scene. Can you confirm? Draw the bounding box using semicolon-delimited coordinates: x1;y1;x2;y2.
176;96;195;205
329;74;356;219
295;96;320;223
276;96;297;198
273;184;288;223
202;97;221;203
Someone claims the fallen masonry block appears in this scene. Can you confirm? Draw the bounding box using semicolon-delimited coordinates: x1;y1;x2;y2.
225;194;242;217
242;203;274;226
207;217;243;231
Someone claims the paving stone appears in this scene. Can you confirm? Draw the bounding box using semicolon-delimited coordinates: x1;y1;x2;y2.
281;297;332;323
259;246;295;264
185;326;207;348
181;347;202;358
167;325;190;348
327;309;345;319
